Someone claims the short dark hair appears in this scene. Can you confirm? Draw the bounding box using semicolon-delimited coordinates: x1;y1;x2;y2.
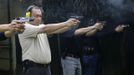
26;5;44;15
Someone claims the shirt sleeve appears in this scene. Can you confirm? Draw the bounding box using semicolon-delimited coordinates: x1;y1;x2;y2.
0;32;7;41
19;23;45;38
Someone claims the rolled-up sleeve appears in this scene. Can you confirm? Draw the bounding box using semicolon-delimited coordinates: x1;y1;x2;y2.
19;24;45;38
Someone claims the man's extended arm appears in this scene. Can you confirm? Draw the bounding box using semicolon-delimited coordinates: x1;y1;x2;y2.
39;18;80;35
0;24;11;32
0;20;25;40
0;20;25;32
74;22;103;36
74;26;96;36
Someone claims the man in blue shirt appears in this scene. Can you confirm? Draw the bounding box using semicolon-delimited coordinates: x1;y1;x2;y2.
60;21;104;75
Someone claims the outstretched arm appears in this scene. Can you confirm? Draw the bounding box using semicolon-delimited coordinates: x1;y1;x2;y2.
74;26;96;36
0;20;25;39
0;24;11;32
75;22;103;36
39;18;80;35
47;26;71;35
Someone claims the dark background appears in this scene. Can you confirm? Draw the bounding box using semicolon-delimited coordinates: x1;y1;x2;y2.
0;0;134;75
42;0;134;75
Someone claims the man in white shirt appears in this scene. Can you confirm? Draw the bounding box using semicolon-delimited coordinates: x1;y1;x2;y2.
18;5;80;75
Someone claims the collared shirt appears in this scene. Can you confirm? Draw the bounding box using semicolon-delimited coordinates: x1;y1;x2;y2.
18;23;51;64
